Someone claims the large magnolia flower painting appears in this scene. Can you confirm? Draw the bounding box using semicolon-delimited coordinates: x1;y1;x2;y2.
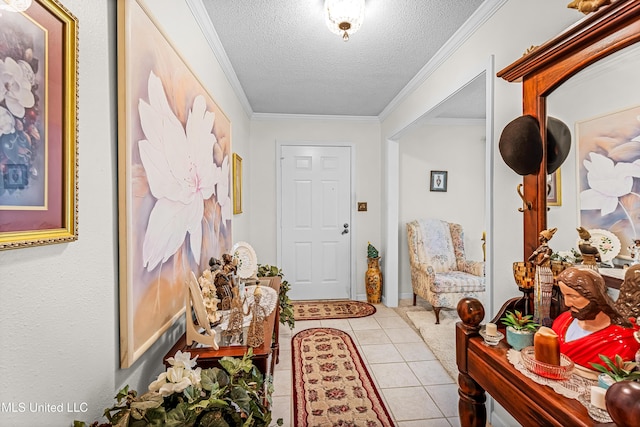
578;105;640;257
119;0;232;367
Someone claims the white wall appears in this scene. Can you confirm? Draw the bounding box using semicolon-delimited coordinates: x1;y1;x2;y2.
0;0;251;425
249;117;381;299
381;0;581;315
399;123;486;297
380;1;582;425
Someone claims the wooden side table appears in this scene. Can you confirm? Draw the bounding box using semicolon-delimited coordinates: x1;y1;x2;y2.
456;297;615;427
164;276;281;377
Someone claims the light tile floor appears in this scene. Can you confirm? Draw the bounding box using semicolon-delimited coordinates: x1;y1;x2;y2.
271;303;461;426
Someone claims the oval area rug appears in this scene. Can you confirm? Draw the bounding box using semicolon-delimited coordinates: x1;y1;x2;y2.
293;300;376;320
292;327;394;427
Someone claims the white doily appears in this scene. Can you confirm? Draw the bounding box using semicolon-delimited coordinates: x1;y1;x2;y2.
506;349;596;399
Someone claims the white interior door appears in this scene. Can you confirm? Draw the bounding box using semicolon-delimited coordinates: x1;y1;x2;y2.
280;145;351;300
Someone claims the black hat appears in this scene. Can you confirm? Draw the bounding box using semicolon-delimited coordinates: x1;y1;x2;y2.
499;115;543;176
546;116;571;174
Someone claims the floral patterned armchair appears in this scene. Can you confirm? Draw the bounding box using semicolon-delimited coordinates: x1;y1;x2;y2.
406;219;485;324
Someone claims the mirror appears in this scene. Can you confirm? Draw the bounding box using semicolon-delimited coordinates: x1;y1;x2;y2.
547;43;640;263
497;0;640;258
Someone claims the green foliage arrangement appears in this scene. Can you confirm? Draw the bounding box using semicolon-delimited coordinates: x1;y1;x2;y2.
367;242;379;259
75;349;280;427
591;354;640;382
257;264;295;330
500;310;539;332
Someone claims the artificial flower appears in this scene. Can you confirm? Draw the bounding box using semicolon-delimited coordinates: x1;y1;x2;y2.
149;351;202;397
0;106;14;135
166;349;198;369
0;57;35;118
580;152;640;216
138;71;219;270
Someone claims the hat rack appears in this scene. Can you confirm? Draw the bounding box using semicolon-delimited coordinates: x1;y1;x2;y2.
517;184;532;212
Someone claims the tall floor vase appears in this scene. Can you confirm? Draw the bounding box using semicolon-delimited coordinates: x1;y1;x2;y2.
365;257;382;304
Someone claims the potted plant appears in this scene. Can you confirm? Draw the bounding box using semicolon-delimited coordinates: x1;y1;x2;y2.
75;350;282;427
365;242;382;303
257;264;295;330
500;310;539;350
591;354;640;389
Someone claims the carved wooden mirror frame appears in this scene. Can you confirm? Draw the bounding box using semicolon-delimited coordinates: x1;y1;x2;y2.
497;0;640;258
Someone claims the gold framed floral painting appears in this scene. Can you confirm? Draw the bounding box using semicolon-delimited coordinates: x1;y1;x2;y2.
0;0;78;250
117;0;232;367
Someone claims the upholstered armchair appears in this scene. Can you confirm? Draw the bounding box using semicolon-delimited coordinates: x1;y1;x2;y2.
406;218;485;324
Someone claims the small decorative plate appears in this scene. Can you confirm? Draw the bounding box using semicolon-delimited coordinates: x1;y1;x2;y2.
576;229;621;263
232;241;258;279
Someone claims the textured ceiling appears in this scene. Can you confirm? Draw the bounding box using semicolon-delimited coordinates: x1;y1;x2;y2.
199;0;487;117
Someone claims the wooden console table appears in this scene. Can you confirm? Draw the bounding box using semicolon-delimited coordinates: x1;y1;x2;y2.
164;276;281;377
456;297;615;427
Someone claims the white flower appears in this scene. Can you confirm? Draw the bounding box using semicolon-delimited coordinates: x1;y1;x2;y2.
0;57;35;118
149;350;202;397
580;152;640;216
138;71;219;270
166;350;198;369
0;106;15;135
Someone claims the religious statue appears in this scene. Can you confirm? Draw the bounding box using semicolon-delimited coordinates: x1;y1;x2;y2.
528;227;557;327
247;285;268;348
552;267;639;369
614;264;640;321
576;226;601;269
221;286;250;345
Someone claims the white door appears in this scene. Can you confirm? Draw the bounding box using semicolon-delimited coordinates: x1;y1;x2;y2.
280;145;351;300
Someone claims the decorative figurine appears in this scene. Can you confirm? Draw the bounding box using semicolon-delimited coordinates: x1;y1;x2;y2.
209;254;238;310
628;239;640;265
614;264;640;321
247;285;267;348
528;227;557;327
576;226;601;269
553;267;639;369
221;286;250;345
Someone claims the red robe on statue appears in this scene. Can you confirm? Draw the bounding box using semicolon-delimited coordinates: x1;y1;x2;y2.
552;311;639;369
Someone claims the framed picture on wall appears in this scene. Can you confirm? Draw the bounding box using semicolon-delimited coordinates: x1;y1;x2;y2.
430;171;448;192
117;0;233;368
232;153;242;214
0;0;78;250
547;169;561;206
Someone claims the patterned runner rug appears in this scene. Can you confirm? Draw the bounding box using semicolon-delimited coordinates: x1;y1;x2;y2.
293;300;376;320
292;328;394;427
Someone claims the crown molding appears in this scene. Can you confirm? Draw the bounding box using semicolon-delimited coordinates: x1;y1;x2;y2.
185;0;253;117
251;112;380;123
378;0;508;121
426;118;486;126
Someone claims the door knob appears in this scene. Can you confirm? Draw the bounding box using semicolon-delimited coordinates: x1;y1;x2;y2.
342;223;349;235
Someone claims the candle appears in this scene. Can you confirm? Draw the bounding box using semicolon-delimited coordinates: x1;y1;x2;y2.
534;326;560;365
486;322;498;336
590;386;607;410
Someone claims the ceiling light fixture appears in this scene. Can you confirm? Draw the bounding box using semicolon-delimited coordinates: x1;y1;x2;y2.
324;0;365;42
0;0;32;12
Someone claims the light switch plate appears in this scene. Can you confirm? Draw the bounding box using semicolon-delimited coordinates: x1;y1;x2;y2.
357;202;367;212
